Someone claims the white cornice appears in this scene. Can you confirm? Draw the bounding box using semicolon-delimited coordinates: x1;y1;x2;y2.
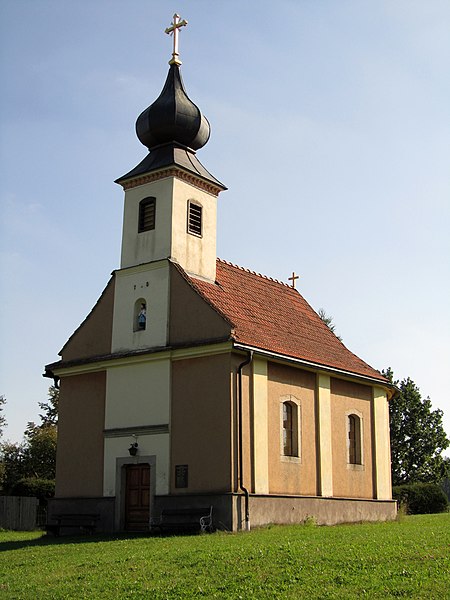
51;341;233;377
120;167;222;197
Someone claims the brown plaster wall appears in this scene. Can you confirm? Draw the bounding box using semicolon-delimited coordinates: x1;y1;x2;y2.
55;372;106;497
61;277;115;361
267;363;317;495
330;378;373;499
169;264;231;346
170;353;232;493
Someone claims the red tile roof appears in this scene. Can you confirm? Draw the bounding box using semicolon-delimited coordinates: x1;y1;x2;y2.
190;259;386;383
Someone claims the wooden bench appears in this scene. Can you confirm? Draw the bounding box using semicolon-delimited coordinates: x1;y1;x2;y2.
46;513;100;536
151;506;213;533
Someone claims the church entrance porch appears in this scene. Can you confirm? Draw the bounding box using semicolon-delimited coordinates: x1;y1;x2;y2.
124;463;151;531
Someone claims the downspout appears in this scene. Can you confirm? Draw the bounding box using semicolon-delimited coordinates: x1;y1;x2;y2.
237;350;253;531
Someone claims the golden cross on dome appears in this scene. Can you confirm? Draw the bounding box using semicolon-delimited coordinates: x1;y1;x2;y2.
288;272;300;288
165;13;188;65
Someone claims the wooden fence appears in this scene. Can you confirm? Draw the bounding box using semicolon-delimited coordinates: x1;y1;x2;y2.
0;496;38;530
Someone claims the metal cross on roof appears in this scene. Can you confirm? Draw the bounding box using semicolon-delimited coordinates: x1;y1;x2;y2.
288;272;300;288
165;13;188;66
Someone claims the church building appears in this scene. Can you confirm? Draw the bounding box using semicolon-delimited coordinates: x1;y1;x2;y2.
45;16;396;532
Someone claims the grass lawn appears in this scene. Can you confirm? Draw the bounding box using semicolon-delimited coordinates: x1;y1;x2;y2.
0;513;448;599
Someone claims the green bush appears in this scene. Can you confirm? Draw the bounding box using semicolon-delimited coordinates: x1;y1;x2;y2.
10;477;55;500
393;482;448;514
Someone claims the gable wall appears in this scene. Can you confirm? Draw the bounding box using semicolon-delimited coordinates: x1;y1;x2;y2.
169;263;231;346
111;261;170;352
61;278;115;362
330;378;374;499
55;372;106;497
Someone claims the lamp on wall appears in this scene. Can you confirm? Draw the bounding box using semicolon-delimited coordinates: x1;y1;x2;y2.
128;442;139;456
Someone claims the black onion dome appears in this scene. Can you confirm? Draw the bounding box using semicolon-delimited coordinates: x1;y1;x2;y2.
136;64;210;151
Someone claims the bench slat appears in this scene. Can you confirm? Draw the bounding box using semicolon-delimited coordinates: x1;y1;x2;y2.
46;513;100;536
151;506;213;533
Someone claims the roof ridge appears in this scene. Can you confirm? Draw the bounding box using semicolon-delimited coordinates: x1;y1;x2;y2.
217;258;293;288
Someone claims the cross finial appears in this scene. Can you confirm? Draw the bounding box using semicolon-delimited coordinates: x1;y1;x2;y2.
165;13;188;66
288;272;300;288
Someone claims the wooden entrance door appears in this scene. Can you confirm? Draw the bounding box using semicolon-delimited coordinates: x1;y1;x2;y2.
125;464;150;531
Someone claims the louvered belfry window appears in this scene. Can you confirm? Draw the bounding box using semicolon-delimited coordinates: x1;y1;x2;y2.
187;201;202;236
138;197;156;233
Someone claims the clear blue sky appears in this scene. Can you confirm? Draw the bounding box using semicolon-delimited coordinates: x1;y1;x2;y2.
1;1;449;450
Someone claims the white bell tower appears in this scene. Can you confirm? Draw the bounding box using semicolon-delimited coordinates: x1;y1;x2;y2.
111;20;226;353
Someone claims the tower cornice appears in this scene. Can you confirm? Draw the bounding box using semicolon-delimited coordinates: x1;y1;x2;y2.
118;166;224;197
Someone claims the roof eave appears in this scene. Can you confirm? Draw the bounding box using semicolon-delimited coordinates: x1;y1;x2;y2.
232;342;393;394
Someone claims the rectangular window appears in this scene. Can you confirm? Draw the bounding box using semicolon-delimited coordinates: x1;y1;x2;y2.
187;201;202;236
138;197;156;232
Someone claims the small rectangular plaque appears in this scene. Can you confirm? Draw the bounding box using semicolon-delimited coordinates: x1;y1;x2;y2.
175;464;188;488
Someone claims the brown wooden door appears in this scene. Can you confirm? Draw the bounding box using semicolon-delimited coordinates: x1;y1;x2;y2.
125;464;150;531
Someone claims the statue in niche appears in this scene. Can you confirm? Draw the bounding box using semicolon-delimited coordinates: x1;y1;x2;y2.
138;303;146;330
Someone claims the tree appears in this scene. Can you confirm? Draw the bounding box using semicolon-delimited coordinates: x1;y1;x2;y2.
384;368;450;486
22;423;57;480
0;395;6;438
318;308;342;341
0;441;25;494
0;386;59;494
38;386;59;427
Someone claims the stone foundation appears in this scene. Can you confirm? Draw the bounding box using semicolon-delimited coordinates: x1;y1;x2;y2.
47;493;396;534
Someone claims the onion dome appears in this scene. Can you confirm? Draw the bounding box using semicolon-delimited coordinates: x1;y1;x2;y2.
136;63;210;151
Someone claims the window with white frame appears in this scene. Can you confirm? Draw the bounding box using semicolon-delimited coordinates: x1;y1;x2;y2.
281;399;300;458
348;413;362;465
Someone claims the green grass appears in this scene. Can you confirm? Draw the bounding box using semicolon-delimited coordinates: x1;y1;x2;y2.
0;514;449;599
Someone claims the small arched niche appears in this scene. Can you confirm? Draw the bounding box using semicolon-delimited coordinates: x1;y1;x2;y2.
133;298;147;332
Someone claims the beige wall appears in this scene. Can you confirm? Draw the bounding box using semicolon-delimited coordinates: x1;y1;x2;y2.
169;263;231;346
372;387;392;500
104;357;170;430
120;177;173;269
103;356;171;498
252;358;269;494
111;261;170;353
171;178;218;282
330;378;373;499
317;373;333;497
171;353;232;493
267;363;317;496
55;372;106;497
103;434;169;497
120;176;218;281
61;277;114;362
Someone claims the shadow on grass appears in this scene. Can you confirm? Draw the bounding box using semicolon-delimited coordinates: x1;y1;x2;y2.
0;531;150;552
0;528;209;552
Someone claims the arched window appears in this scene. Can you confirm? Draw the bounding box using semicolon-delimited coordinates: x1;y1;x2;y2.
138;197;156;233
282;401;298;457
348;414;362;465
133;299;147;332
